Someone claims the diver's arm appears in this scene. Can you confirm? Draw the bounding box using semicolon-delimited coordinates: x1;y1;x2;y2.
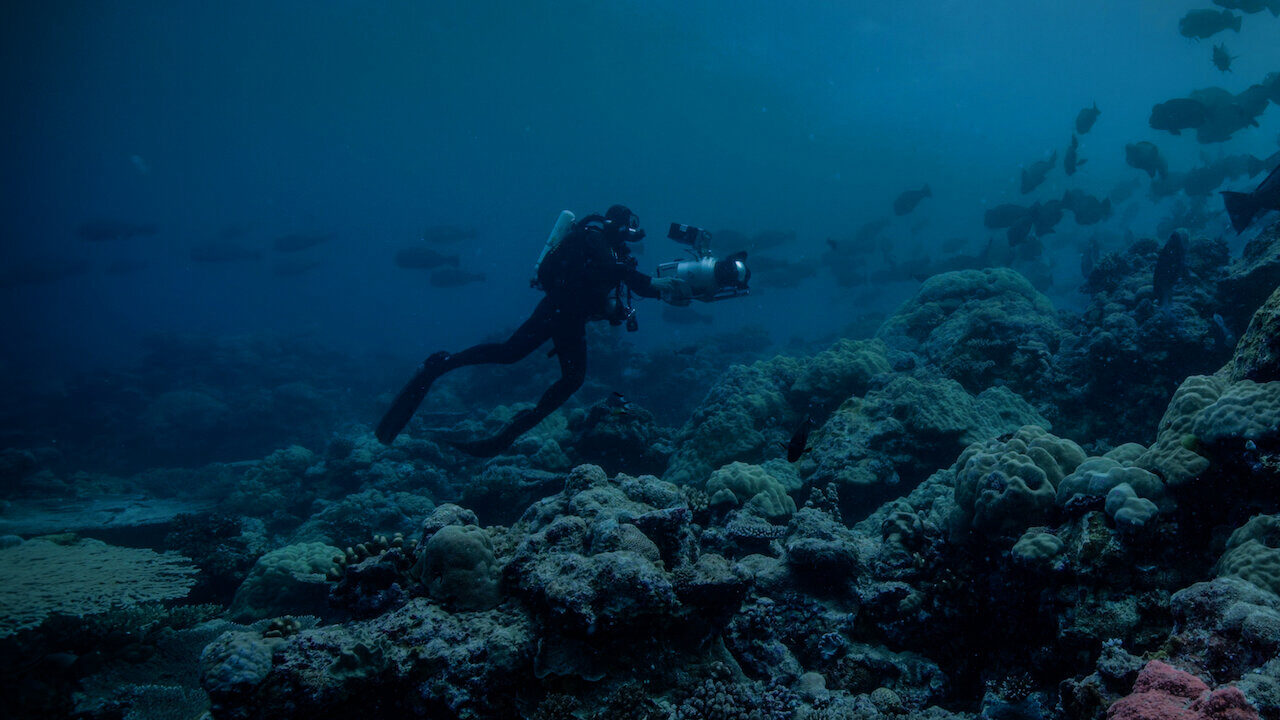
624;267;661;299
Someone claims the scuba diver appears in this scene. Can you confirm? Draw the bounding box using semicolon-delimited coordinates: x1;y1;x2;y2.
376;205;696;457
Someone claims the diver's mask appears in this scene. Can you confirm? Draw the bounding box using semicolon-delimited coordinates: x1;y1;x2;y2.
604;205;646;244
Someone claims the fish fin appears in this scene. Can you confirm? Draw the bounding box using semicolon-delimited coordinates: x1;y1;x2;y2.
1222;190;1259;233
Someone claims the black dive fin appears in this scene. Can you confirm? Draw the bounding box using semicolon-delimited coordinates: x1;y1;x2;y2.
376;368;433;444
1222;190;1258;234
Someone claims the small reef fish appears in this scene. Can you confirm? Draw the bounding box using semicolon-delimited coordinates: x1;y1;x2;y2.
1149;98;1209;135
783;415;814;463
605;392;632;416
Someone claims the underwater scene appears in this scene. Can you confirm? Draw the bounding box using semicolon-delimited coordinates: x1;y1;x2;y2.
5;1;1280;718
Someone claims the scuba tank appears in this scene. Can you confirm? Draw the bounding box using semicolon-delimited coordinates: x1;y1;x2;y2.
531;210;576;289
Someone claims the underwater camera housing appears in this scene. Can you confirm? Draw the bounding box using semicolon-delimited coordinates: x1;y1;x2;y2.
656;223;750;302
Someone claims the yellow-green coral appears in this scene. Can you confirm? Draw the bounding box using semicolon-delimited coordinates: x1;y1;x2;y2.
1218;514;1280;597
705;462;797;521
230;541;341;621
1136;375;1225;486
951;426;1085;541
1012;530;1064;566
1190;380;1280;445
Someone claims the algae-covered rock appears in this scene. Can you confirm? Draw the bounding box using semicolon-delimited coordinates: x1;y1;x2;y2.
1218;515;1280;598
876;268;1063;396
706;461;797;521
413;524;501;611
803;373;1046;514
1228;284;1280;383
230;541;342;621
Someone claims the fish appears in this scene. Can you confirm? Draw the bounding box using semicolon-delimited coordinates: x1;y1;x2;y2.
394;246;460;270
1021;151;1057;194
189;241;263;263
420;225;478;244
272;258;322;277
428;267;486;287
273;233;332;253
983;204;1030;229
855;218;891;248
1063;190;1112;225
76;220;158;242
1187;85;1260;144
1125;142;1168;179
1153;229;1188;307
1212;43;1236;72
1182;154;1266;197
604;392;632;416
1221;161;1280;232
1075;103;1101;134
1029;199;1065;236
1213;0;1280;15
893;184;932;216
782;415;814;462
1064;134;1086;176
1149;98;1209;135
1178;8;1242;39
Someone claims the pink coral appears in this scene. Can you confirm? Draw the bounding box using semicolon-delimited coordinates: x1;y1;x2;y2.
1107;660;1259;720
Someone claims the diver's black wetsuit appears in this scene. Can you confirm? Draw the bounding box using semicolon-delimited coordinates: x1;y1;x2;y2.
376;218;659;457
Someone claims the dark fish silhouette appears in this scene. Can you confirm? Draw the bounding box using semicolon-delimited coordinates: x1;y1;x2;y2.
893;184;932;216
394;246;460;270
1182;154;1267;197
1191;85;1264;144
1149;98;1209;135
272;258;322;277
1125;142;1168;179
428;267;486;287
783;415;814;462
1021;151;1057;194
420;225;478;244
1075;103;1101;134
1178;8;1241;39
190;241;262;263
1213;0;1280;16
984;203;1030;229
1212;43;1236;72
1063;190;1112;226
273;233;332;253
1064;134;1086;176
76;220;158;242
1153;230;1188;307
1222;161;1280;232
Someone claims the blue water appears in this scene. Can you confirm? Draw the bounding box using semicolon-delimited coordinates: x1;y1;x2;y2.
2;0;1278;381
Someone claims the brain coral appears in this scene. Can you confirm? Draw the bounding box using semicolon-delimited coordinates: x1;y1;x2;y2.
413;524;501;611
951;426;1086;541
0;538;196;638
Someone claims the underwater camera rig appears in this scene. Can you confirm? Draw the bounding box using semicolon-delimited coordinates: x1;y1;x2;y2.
656;223;750;302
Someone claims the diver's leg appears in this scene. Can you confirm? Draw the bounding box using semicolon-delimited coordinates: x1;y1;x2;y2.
376;300;556;444
451;319;587;457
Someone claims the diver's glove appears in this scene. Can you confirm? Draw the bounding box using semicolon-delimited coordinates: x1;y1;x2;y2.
651;277;693;306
